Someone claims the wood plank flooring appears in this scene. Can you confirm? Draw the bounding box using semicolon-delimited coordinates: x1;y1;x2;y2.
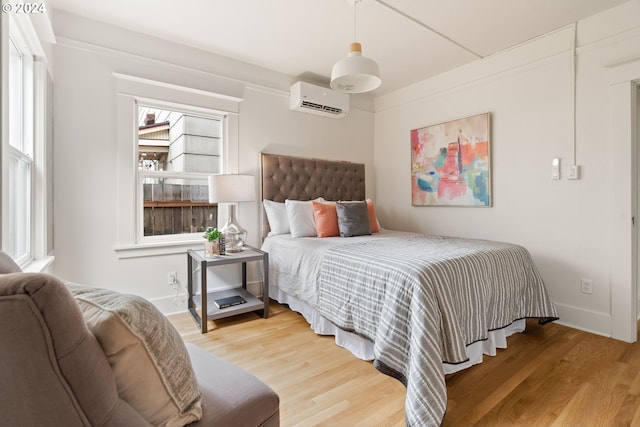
169;301;640;426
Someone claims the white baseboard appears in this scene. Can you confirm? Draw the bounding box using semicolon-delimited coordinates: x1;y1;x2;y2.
552;302;611;338
151;294;188;316
153;287;614;340
150;280;264;316
153;294;616;346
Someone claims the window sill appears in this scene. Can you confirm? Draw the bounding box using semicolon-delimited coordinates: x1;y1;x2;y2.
114;240;204;259
22;256;55;273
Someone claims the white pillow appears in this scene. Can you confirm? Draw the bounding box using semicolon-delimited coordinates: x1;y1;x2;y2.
285;198;322;238
263;199;290;235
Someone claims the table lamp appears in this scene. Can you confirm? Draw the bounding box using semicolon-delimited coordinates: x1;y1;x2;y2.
208;174;256;252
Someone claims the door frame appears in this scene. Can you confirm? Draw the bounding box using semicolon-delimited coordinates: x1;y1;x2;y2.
610;60;640;342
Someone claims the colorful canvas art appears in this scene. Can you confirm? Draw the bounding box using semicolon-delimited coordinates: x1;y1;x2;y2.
411;113;491;207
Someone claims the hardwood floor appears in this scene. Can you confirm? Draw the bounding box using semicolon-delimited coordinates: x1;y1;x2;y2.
169;301;640;426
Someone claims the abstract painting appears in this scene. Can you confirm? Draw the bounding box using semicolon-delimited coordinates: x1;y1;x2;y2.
411;113;491;207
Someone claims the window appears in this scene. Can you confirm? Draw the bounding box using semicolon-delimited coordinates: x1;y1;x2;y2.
2;13;50;270
6;35;34;265
113;72;240;258
136;104;224;242
8;38;31;264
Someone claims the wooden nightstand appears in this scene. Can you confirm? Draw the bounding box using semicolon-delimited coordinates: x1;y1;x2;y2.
187;246;269;333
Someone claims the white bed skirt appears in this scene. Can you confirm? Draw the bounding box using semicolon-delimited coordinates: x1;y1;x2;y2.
271;285;525;375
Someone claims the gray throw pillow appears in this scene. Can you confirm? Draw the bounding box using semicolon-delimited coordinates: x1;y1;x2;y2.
336;201;372;237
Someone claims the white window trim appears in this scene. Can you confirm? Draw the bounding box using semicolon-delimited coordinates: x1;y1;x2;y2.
1;13;52;271
113;73;242;259
31;57;50;263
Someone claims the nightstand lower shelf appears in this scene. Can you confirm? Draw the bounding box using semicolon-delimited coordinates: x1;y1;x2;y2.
192;288;265;321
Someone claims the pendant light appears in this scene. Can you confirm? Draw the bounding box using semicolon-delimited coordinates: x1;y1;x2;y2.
330;0;381;93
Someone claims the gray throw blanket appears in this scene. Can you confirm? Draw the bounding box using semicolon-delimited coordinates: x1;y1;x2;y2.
317;235;558;427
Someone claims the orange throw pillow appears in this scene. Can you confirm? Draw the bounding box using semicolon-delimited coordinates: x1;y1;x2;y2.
366;199;380;233
312;201;339;237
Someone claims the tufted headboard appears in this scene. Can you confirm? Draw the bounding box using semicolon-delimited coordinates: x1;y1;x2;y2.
260;153;366;238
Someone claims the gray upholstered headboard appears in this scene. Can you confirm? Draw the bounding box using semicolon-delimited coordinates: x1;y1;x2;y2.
260;153;366;238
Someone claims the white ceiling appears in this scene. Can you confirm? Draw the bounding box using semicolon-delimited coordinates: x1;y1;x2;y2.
47;0;629;95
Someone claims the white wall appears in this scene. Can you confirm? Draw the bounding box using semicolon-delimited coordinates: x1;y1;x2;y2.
374;1;640;337
50;4;640;337
51;12;374;312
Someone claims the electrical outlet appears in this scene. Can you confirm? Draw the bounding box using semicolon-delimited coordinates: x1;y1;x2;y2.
168;271;177;286
581;278;593;295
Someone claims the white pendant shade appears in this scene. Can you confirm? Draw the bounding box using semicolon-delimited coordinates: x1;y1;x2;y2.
330;42;381;93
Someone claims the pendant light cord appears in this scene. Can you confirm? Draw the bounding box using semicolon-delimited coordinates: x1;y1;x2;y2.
353;0;358;42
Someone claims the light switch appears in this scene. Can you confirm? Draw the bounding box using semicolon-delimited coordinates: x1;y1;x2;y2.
551;158;560;180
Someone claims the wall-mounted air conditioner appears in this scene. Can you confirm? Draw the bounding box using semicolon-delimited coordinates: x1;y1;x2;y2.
289;81;350;119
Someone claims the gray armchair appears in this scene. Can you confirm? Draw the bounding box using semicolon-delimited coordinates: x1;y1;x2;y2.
0;254;279;427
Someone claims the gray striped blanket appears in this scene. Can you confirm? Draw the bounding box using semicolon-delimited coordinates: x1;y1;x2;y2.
316;234;558;427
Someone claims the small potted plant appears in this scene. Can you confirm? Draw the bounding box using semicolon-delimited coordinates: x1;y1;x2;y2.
203;227;221;257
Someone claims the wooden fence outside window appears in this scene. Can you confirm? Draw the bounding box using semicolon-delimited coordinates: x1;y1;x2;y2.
143;182;217;236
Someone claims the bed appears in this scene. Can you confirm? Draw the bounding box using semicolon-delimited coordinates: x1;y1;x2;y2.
259;153;558;427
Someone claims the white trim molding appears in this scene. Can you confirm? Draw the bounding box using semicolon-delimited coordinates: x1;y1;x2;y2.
113;73;242;258
608;56;640;343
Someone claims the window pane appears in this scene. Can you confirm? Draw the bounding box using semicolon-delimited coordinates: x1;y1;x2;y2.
137;105;223;240
9;40;23;152
8;153;30;261
142;176;217;237
138;106;222;174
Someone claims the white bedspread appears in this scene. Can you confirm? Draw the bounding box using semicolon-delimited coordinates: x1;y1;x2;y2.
262;231;556;426
262;230;414;305
262;230;528;371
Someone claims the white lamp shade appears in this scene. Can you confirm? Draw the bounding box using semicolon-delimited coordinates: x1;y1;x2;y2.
208;174;256;203
330;43;381;93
